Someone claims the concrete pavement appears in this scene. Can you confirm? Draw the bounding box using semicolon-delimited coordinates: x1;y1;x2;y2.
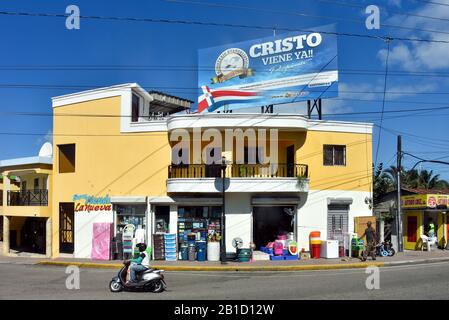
1;261;449;299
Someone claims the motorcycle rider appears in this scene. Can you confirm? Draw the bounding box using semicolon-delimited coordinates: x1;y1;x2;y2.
128;243;150;283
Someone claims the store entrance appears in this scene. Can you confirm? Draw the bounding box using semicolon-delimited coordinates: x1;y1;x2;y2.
59;202;74;254
253;206;295;249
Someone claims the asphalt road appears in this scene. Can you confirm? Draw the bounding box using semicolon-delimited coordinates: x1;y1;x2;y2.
0;262;449;300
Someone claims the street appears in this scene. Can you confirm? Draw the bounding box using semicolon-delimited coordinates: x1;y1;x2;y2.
0;261;448;299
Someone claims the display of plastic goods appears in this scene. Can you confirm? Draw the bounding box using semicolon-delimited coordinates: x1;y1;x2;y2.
237;248;252;262
180;245;189;260
273;241;284;255
188;244;196;261
196;241;207;261
207;242;220;261
309;231;321;259
164;233;176;240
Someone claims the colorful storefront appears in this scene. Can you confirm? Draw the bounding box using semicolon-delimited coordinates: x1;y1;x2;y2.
401;194;449;250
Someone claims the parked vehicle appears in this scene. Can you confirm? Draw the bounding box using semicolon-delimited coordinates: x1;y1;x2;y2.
109;261;166;293
376;240;396;257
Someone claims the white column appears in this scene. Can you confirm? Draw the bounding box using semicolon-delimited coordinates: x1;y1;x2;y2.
3;174;10;207
3;216;9;256
169;204;178;236
46;217;52;258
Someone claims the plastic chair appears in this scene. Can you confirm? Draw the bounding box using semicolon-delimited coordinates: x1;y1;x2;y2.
420;235;431;251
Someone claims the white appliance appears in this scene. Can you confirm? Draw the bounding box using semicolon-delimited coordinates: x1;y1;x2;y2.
321;240;339;258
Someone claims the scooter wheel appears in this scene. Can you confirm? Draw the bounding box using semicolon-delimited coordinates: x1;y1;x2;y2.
152;280;165;293
109;280;123;293
389;248;396;257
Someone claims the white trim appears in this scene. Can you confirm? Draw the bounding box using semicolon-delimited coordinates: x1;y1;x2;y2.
110;196;147;204
167;113;372;134
167;177;309;193
0;156;53;168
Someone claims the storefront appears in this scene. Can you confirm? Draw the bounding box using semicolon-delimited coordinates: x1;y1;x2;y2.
401;194;449;250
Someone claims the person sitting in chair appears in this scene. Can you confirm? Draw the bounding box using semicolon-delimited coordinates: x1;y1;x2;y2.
426;218;435;238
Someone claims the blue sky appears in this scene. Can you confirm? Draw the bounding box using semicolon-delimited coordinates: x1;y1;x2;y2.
1;0;449;180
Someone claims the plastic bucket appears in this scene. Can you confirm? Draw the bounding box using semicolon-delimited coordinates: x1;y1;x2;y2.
188;244;196;261
180;245;188;260
309;231;321;259
237;249;252;262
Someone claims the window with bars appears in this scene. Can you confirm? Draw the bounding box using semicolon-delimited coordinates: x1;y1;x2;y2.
323;145;346;166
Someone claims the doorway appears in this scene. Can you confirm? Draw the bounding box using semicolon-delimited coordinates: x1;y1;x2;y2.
59;202;74;254
20;218;46;254
252;206;295;249
154;205;170;233
327;204;349;242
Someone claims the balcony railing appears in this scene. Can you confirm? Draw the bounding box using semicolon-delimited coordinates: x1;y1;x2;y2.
7;189;48;206
168;163;308;179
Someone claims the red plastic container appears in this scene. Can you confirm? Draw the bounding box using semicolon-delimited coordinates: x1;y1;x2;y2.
311;244;321;259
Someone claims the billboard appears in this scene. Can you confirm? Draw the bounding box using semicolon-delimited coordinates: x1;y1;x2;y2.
198;24;338;113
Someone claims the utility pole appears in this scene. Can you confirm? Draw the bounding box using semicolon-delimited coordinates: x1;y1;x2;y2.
396;135;403;252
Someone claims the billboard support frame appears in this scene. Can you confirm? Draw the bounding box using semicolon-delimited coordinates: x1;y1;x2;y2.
307;99;322;120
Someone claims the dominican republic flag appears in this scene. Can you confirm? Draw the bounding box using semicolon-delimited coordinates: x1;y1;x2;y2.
197;86;260;113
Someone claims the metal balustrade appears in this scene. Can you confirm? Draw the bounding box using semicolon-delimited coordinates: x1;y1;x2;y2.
168;163;308;179
7;189;48;206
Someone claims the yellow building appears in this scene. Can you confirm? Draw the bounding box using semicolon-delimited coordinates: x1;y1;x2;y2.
46;83;373;259
0;146;53;256
401;193;449;250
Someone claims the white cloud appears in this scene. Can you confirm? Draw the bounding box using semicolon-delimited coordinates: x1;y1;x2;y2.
379;0;449;71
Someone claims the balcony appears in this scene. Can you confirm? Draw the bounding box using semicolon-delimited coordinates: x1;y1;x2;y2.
7;189;48;206
167;164;309;193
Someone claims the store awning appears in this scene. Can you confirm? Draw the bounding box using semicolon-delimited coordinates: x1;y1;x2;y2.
251;196;301;205
171;196;223;206
327;197;353;206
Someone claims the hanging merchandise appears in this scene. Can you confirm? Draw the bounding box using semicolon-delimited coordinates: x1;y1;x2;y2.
134;228;146;244
122;224;135;257
288;241;298;255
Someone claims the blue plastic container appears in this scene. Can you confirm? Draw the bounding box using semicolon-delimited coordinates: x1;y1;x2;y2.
180;245;188;260
196;241;207;261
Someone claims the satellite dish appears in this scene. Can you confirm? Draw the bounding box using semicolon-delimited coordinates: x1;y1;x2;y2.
232;237;243;249
38;142;53;158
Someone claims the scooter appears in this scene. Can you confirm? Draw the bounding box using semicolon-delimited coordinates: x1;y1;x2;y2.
109;261;167;293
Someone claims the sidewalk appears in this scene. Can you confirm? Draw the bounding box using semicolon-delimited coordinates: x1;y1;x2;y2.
1;249;447;271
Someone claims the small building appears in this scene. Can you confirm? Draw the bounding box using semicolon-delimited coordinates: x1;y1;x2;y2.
401;190;449;250
48;83;373;259
0;143;53;256
374;188;449;250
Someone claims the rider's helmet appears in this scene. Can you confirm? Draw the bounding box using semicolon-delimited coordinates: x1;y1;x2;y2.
136;243;147;252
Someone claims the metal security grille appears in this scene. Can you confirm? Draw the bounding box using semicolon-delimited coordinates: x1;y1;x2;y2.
327;204;349;242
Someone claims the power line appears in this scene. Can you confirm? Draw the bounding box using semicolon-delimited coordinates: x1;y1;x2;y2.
3;83;449;96
166;0;449;36
2;104;449;119
375;38;391;167
0;10;449;44
315;0;449;23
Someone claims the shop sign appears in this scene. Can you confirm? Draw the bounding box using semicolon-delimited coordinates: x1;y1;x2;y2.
72;194;112;212
198;24;338;112
401;194;448;209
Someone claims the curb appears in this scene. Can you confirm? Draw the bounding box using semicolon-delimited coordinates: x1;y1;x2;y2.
37;260;385;271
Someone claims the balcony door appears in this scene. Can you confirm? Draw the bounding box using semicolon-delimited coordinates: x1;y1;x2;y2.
59;203;75;254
